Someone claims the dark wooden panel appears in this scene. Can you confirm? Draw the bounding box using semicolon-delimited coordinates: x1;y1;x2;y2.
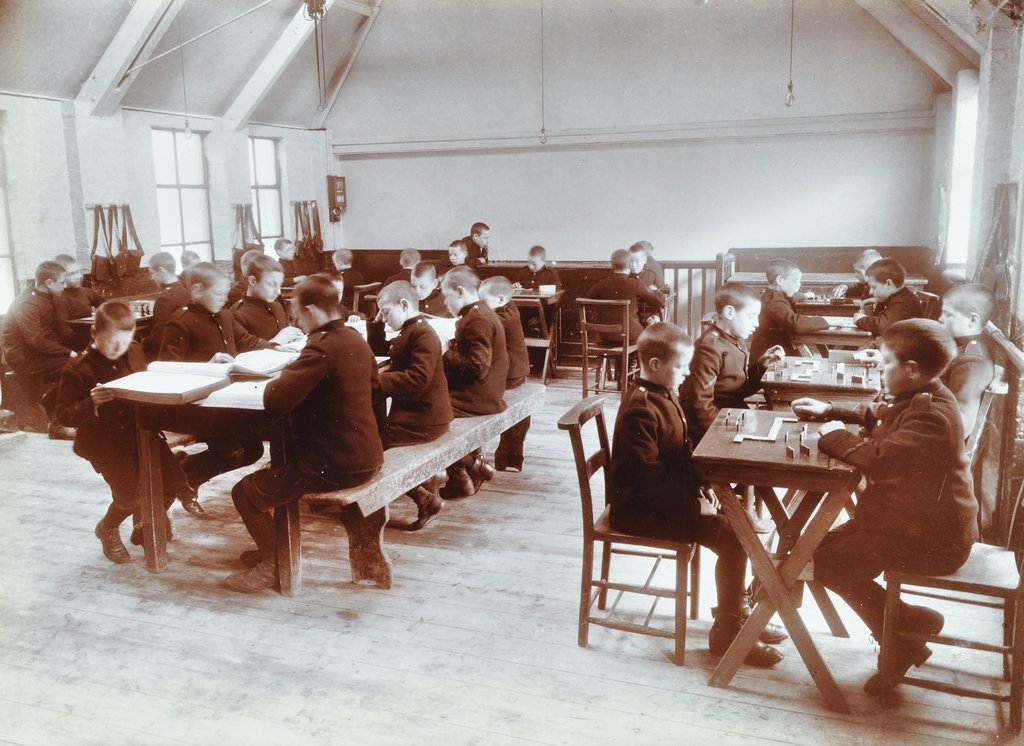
728;246;938;284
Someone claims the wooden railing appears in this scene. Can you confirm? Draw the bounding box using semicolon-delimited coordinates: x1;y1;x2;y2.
982;320;1024;544
661;254;732;341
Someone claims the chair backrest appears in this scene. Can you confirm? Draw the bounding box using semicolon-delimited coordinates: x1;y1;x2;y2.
916;290;941;320
964;367;1008;467
577;298;631;350
352;282;382;316
558;397;611;537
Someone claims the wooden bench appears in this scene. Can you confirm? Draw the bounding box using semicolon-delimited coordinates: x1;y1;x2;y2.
272;382;546;596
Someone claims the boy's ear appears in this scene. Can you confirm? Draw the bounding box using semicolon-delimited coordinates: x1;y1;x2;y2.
904;359;924;380
247;276;257;287
720;304;736;320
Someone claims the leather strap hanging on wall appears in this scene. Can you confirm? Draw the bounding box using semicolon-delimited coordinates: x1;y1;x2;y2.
309;201;324;253
89;205;116;284
231;204;264;280
114;204;145;278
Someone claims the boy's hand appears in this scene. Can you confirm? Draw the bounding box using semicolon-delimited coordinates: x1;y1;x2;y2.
209;352;235;364
511;282;524;293
853;348;883;366
853;311;866;322
831;284;847;299
347;314;363;323
792;397;830;420
90;384;116;407
817;420;845;436
269;326;304;346
759;345;785;367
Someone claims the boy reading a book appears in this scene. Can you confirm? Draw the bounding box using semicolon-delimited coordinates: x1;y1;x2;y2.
480;276;531;472
611;323;784;667
227;275;384;592
55;302;197;564
231;254;293;341
749;258;829;361
793;319;978;695
853;258;923;337
515;245;561;292
367;280;453;530
411;261;452;318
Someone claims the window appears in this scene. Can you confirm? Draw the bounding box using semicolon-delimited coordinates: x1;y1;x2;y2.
151;128;213;264
945;71;979;268
248;136;282;243
0;116;18;314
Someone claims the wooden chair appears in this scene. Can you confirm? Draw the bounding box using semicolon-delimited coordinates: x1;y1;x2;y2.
577;298;638;397
916;290;941;320
877;478;1024;734
512;294;560;385
352;282;382;317
558;397;700;666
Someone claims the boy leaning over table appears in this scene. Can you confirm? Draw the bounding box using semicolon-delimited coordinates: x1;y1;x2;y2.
792;318;978;696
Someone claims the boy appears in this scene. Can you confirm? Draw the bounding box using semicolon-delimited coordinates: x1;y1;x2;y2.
853;258;923;336
628;242;662;293
438;266;508;497
585;249;665;342
442;239;470;275
480;276;531;472
144;252;192;360
180;249;201;271
227;249;265;307
231;254;292;341
367;280;453;529
273;238;306;285
227;275;384;592
681;283;784;442
839;249;883;301
159;263;291;513
1;261;75;423
460;221;490;266
385;248;422;286
515;245;561;291
54;253;103;320
793;319;978;694
631;240;664;288
939;283;996;434
54;302;196;564
610;323;784;667
749;258;830;361
331;249;365;306
411;261;452;318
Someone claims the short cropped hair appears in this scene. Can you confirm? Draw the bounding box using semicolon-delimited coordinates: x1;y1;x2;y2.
94;301;136;334
377;280;419;308
239;249;264;277
854;249;883;270
470;222;489;237
528;245;547;258
865;258;906;288
399;248;421;268
943;283;995;324
412;261;437;280
610;249;630;271
180;249;200;267
54;254;77;268
35;261;65;285
442;265;480;292
273;238;293;252
293;275;343;314
715;282;760;313
332;249;354;268
630;241;654;255
187;262;226;290
766;258;799;284
148;251;177;273
247;254;284;282
880;318;957;379
449;239;468;254
637;322;692;366
480;275;514;299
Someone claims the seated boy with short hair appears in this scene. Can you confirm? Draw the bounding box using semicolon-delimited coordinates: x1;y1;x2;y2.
585;249;665;342
853;258;923;336
438;266;508;498
385;248;422;286
749;258;829;361
611;322;784;667
442;240;470;275
411;261;452;318
227;249;265;307
331;249;365;307
227;275;385;592
144;252;191;360
53;253;103;321
839;248;883;301
366;280;453;529
273;238;306;285
480;276;531;472
793;319;978;695
515;245;561;291
55;301;196;563
231;254;293;341
939;283;996;434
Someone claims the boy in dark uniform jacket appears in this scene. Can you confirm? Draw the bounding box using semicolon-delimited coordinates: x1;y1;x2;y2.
481;276;531;472
384;248;421;286
411;261;453;318
853;258;923;336
839;248;883;301
273;238;306;286
55;302;197;564
438;266;508;498
460;221;490;267
939;283;996;435
749;258;829;361
228;275;384;592
227;249;264;307
54;254;103;321
1;261;75;417
367;280;453;529
331;249;365;307
630;241;665;288
794;319;978;695
144;252;191;360
230;254;293;341
585;249;664;341
610;323;784;667
515;245;562;291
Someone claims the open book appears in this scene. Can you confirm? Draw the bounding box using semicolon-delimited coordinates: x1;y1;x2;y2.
147;349;300;381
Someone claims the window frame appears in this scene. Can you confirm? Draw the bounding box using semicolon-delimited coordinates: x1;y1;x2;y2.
248;136;283;242
151;127;215;262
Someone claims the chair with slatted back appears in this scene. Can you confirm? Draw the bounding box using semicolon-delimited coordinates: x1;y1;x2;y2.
916;290;941;320
577;298;637;397
558;396;700;666
352;282;382;317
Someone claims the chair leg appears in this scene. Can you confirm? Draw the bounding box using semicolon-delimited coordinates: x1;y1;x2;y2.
674;550;687;666
1006;598;1015;682
579;540;594;649
1010;594;1024;735
581;353;590;398
689;545;701;620
879;581;902;700
541;345;552;385
598;541;612;610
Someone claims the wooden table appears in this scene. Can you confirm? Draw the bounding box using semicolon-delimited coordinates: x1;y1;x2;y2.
728;271;927;290
793;298;860;316
512;289;563;384
761;356;881;409
792;325;872;351
693;409;860;713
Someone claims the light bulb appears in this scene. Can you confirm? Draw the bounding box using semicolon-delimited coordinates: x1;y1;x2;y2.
784;81;795;108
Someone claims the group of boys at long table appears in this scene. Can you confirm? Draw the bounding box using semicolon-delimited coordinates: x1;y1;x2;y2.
0;232;999;699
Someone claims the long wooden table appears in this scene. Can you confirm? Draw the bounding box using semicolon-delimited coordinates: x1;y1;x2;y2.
693;409;860;713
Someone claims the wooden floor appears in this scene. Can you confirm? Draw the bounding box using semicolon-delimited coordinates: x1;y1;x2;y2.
0;375;1017;745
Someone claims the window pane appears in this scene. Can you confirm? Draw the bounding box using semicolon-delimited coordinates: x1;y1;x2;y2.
175;131;205;185
0;257;17;314
248;141;257;188
151;130;177;184
180;189;210;242
156;188;183;245
257;190;282;237
253;138;277;186
187;242;212;262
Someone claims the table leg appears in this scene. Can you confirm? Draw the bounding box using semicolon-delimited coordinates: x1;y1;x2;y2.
340;505;393;589
136;415;167;572
275;501;302;597
706;480;852;713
